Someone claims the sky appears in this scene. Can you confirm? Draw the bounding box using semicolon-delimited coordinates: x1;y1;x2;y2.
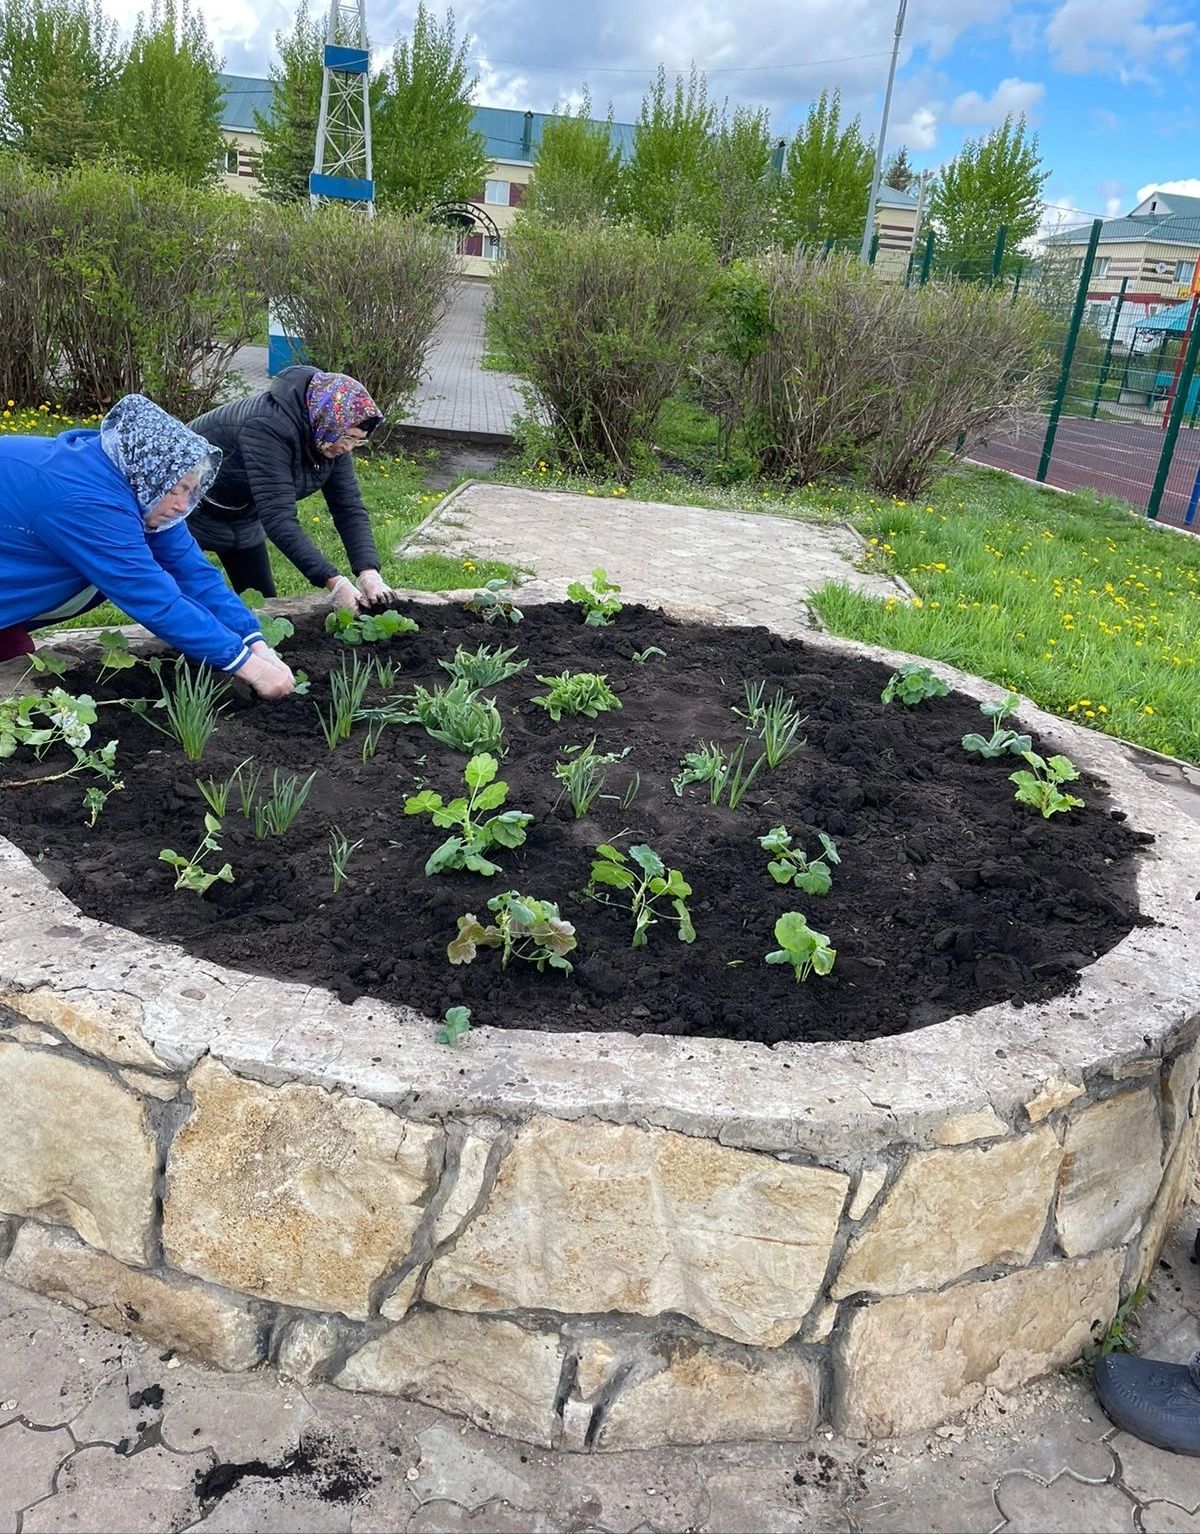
96;0;1200;228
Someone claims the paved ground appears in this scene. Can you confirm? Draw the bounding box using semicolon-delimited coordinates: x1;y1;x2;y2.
226;283;523;441
5;1214;1200;1533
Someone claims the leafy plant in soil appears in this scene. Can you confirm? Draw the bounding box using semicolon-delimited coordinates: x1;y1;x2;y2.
82;779;123;826
134;658;228;762
383;679;505;755
585;842;696;948
735;682;807;767
672;740;764;808
197;757;255;818
533;672;621;722
0;689;121;814
553;739;633;818
448;891;577;972
24;649;68;680
251;770;317;839
881;663;949;707
242;589;296;653
1010;750;1084;818
765;911;836;982
632;645;666;665
438;1004;473;1047
159;812;233;894
567;568;622;627
315;655;372;750
403;752;531;876
325;608;419;646
962;692;1031;759
439;643;527;689
97;630;138;683
465;578;523;625
759;825;840;893
329;827;364;893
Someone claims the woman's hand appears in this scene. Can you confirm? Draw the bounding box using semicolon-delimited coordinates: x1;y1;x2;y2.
327;574;361;612
356;569;397;608
236;651;296;699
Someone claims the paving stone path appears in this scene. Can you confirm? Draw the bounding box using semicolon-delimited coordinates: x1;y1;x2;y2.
4;1216;1200;1531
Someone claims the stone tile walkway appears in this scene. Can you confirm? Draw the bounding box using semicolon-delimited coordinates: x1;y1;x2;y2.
4;1216;1200;1532
225;283;523;441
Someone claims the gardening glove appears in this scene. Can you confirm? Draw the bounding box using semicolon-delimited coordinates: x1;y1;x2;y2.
356;569;397;608
235;651;295;700
328;574;361;613
249;638;283;663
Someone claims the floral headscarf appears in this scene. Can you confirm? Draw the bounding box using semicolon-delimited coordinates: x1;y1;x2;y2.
305;371;382;447
99;395;220;527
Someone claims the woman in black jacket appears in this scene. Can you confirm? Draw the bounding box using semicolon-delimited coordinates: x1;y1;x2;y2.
189;367;397;611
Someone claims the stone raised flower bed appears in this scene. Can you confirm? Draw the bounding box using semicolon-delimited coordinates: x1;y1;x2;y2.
0;597;1197;1449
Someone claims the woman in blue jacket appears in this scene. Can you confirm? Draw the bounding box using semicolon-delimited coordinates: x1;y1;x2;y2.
0;395;295;698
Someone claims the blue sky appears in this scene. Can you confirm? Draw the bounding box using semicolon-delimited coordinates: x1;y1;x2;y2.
102;0;1199;228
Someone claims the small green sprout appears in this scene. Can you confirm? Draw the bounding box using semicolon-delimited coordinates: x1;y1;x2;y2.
1009;750;1084;818
465;578;523;625
137;657;228;762
759;826;840;894
881;664;949;707
159;813;234;895
734;682;807;768
631;645;667;665
315;654;372;750
672;740;764;809
532;672;621;723
961;692;1031;759
438;643;527;689
437;1004;473;1047
585;842;695;949
325;608;419;645
97;630;138;683
766;912;836;982
553;739;633;818
82;779;123;826
382;678;505;755
403;752;531;876
251;770;316;839
567;568;622;626
328;826;364;893
448;891;577;973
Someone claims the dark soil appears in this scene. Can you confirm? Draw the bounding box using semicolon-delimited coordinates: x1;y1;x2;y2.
0;602;1151;1045
193;1433;379;1510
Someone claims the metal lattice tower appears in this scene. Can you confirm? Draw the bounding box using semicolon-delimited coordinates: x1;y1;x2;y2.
310;0;374;214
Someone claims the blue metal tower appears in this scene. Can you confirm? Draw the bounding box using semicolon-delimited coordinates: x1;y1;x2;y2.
309;0;374;213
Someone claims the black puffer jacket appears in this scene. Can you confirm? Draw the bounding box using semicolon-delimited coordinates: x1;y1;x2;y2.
188;366;381;588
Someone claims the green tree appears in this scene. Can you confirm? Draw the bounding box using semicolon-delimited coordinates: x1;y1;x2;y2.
112;0;225;186
617;65;717;238
0;0;123;168
883;144;914;193
372;4;489;213
527;91;621;224
709;105;778;262
253;0;323;203
928;116;1048;279
777;89;873;246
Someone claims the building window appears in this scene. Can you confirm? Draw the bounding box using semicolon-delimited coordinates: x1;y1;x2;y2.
483;235;503;261
1176;259;1195;284
223;145;238;174
1093;256;1110;278
484;179;508;205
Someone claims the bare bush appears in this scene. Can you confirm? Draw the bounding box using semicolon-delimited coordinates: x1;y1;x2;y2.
489;217;717;474
0;157;62;405
264;203;455;425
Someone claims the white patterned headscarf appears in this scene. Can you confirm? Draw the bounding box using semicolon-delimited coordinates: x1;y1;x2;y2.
99;395;221;528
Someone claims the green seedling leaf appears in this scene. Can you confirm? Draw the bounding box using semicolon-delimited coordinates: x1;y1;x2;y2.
629;843;664;879
437;1004;473;1047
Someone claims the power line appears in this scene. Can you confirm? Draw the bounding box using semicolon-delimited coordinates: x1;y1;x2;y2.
471;50;892;75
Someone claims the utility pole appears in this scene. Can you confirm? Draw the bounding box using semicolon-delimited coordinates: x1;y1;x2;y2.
859;0;907;262
310;0;375;215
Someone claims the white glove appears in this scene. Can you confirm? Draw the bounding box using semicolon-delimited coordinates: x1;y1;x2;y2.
328;574;361;612
236;651;296;699
250;639;282;663
357;569;397;607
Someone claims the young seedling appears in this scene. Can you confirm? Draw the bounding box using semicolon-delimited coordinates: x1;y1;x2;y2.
567;568;622;626
465;578;523;625
532;672;621;723
315;654;372;750
0;690;121;794
672;740;764;809
438;643;527;689
196;757;255;818
361;715;388;762
328;826;364;893
241;588;295;652
585;843;695;949
881;663;949;707
373;656;396;690
734;683;807;768
24;648;68;680
135;658;229;762
759;826;840;894
235;760;263;819
631;646;667;665
403;752;531;876
448;891;577;973
765;911;837;982
82;779;124;826
159;813;234;895
251;770;316;839
325;608;419;646
553;739;633;819
382;679;505;755
97;630;138;684
961;692;1031;759
1009;750;1084;818
437;1005;473;1047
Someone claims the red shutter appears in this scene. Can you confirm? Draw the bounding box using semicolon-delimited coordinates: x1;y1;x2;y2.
463;233;483;257
508;181;525;207
471;184;485;204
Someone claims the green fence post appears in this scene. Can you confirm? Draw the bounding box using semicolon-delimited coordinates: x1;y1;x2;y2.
868;230;880;265
918;227;934;286
990;225;1008;284
822;238;835;256
1011;262;1023;302
1037;217;1102;483
1148;295;1200;520
1090;277;1128;420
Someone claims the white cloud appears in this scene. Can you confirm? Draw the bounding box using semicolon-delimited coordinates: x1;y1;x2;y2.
892;103;939;150
1136;177;1200;203
948;76;1044;127
1045;0;1194;83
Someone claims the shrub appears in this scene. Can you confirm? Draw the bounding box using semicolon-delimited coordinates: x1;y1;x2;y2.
46;164;265;416
0;156;59;406
863;283;1052;498
489;217;717;474
263;202;455;425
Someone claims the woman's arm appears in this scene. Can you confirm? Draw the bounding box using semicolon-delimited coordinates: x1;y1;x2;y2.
149;523;264;645
321;453;384;575
240;418;341;589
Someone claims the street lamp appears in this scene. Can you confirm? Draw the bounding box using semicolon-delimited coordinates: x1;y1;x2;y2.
859;0;908;263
